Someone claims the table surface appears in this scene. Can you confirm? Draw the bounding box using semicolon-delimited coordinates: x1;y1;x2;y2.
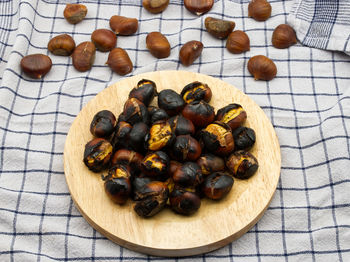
0;1;349;262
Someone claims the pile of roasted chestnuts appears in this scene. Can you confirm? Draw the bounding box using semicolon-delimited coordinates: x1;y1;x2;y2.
83;79;259;217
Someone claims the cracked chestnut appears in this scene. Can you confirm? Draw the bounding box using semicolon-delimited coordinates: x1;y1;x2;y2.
181;81;212;104
149;107;169;124
232;126;256;151
110;121;132;149
172;162;203;188
141;151;170;178
182;100;215;128
171;135;202;162
216;103;247;131
201;121;234;156
226;150;259;179
202;172;234;200
168;115;195;136
196;153;225;176
134;181;169;217
119;98;149;125
158;89;185;116
129;79;157;106
90;110;116;138
103;164;132;205
169;187;201;215
111;149;143;175
83;138;113;172
128;122;149;153
145;120;175;151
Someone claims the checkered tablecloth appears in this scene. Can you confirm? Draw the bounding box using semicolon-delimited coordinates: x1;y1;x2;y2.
0;0;349;261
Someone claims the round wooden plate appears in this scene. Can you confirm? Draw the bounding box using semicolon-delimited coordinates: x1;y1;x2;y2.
64;70;281;257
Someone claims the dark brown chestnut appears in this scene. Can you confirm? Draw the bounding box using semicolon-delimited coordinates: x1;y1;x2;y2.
145;120;175;151
119;98;149;125
179;40;204;66
20;54;52;79
158;89;185;116
201;121;234;156
132;176;153;195
196;153;225;176
184;0;214;16
134;181;169;217
202;172;234;200
141;151;170;178
103;164;131;205
216;103;247;131
168;160;182;177
91;29;117;52
128;122;149;153
149;108;169;124
109;15;138;36
169;187;201;215
110;149;144;174
168;115;195;136
83;138;113;172
172;162;203;187
182;100;215;128
171;135;202;162
129;79;157;106
181;81;212;103
232;126;256;151
90;110;116;138
226;150;259;179
72;41;96;72
110;121;132;149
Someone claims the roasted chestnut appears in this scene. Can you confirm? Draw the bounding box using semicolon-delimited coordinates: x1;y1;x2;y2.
216;103;247;131
181;81;212;103
172;162;203;187
110;121;132;149
168;160;182;177
134;181;169;217
196;153;225;176
172;135;202;162
83;138;113;172
119;98;149;125
202;172;234;200
201;121;234;156
141;151;170;178
158;89;185;116
232;126;256;151
182;100;215;128
168;115;195;136
133;176;153;194
169;187;201;215
129;79;157;106
145;120;175;151
226;150;259;179
90;110;116;138
149;107;169;124
128;122;149;153
110;149;143;174
103;164;131;205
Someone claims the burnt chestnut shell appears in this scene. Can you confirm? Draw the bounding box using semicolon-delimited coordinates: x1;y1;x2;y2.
149;107;169;124
202;172;234;200
181;81;212;103
128;122;149;153
141;151;170;178
216;103;247;131
119;98;149;125
171;135;202;162
226;150;259;179
83;138;113;172
172;162;203;187
90;110;116;138
110;149;144;175
129;79;157;106
168;115;195;136
145;120;175;151
182;100;215;128
169;187;201;215
232;126;256;151
196;153;225;176
158;89;185;116
110;121;132;149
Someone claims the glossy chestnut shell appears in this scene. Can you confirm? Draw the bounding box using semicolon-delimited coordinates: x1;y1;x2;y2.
180;81;212;103
134;181;169;217
119;98;149;125
110;149;143;175
172;162;203;187
196;153;225;176
168;115;195;136
171;135;202;162
182;100;215;128
129;79;157;106
158;89;185;116
83;138;113;172
232;126;256;151
128;122;149;153
216;103;247;131
141;151;170;178
169;187;201;215
202;172;234;200
226;150;259;179
145;120;175;151
90;110;116;138
200;121;234;156
110;121;132;149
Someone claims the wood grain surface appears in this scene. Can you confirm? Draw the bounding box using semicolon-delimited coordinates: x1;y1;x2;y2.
63;70;281;257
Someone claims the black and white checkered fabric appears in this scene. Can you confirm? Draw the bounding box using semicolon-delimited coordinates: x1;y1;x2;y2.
0;0;349;261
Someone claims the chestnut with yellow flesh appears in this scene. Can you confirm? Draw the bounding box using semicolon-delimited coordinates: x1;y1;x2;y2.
147;121;174;151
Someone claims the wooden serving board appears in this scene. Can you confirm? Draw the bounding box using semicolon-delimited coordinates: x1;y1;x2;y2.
64;70;281;257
